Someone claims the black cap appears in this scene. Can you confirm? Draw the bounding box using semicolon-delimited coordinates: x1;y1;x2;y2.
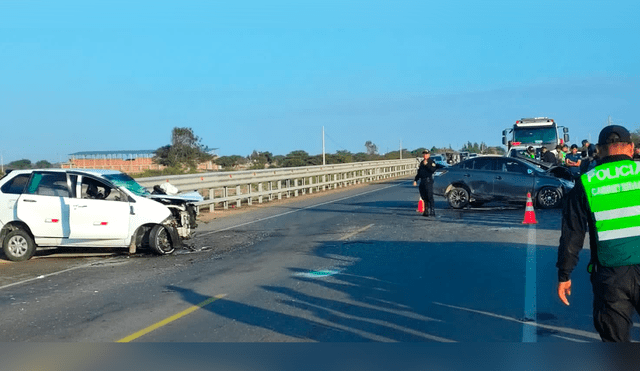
598;125;632;145
581;139;588;145
570;144;578;150
422;149;430;154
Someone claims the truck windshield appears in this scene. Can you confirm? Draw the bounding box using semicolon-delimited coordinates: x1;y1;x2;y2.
103;173;151;196
513;127;557;143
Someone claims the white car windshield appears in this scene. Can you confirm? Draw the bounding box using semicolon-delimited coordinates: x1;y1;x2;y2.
103;173;150;196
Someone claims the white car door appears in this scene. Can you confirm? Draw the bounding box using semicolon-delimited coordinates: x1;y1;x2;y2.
0;172;31;225
68;176;131;240
16;171;71;238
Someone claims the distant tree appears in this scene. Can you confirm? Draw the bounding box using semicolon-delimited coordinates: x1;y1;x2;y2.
215;155;245;170
271;155;285;167
8;159;32;169
330;150;353;164
282;150;310;167
308;154;324;166
35;160;53;168
248;150;273;170
364;141;378;156
153;127;213;170
485;146;506;155
411;148;428;157
384;151;399;160
461;142;482;153
353;152;369;162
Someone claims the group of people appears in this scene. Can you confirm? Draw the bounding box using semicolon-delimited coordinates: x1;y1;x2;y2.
525;136;640;179
415;125;640;342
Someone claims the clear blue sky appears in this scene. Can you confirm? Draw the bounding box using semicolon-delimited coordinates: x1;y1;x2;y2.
1;1;639;164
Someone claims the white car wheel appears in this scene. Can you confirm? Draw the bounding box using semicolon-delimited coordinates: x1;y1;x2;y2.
149;225;175;255
3;229;36;262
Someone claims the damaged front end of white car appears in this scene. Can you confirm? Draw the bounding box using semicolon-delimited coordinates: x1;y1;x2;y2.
102;173;202;253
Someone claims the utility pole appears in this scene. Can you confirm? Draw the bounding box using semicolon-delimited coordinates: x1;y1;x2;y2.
399;140;402;159
322;126;326;165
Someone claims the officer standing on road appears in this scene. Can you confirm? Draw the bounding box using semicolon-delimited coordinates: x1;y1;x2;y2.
413;149;437;217
556;125;640;342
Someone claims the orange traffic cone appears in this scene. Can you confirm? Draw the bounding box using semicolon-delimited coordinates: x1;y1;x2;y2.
522;192;537;224
417;198;425;213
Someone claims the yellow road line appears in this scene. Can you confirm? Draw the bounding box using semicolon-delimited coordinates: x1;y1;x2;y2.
117;293;227;342
339;223;374;241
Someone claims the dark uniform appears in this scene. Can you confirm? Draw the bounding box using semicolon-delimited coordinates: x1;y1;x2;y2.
541;148;557;165
557;125;640;342
414;156;437;216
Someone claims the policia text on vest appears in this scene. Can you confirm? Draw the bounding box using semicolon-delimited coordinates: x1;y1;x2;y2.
582;160;640;267
556;124;640;342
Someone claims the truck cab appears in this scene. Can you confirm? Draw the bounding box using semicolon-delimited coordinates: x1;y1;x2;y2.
502;117;569;158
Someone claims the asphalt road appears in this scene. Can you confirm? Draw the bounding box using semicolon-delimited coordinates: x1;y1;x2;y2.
0;176;625;343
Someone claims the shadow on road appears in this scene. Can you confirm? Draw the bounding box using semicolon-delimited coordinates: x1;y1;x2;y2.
164;236;599;342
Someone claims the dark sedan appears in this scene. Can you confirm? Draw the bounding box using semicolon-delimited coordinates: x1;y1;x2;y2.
433;155;574;209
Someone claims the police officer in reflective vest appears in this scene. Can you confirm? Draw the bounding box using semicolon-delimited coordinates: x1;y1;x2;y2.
413;149;437;217
557;125;640;342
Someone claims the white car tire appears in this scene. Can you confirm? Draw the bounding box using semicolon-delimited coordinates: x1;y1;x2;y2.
3;229;36;262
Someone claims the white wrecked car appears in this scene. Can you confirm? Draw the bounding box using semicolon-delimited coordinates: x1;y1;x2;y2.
0;169;200;261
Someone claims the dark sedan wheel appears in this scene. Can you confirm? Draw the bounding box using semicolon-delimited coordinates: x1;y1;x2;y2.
537;187;561;209
447;187;470;209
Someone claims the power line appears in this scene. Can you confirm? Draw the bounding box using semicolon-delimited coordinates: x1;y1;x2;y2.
324;132;351;152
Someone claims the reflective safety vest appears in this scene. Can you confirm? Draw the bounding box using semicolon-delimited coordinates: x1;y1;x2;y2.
582;160;640;267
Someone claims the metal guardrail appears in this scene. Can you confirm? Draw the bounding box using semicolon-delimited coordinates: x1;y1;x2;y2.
136;159;417;212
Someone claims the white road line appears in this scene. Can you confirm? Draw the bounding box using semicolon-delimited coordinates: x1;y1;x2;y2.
198;183;404;237
551;334;591;343
339;224;375;241
433;301;601;340
0;257;121;291
523;224;537;342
